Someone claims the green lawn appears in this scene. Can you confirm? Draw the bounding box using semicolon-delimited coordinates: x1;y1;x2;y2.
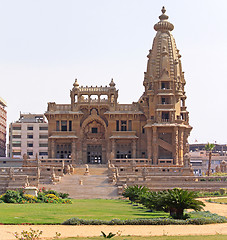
0;199;168;224
210;198;227;204
60;236;227;240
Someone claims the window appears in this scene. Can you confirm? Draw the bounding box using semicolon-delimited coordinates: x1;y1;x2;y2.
39;143;48;147
69;121;72;131
142;127;145;134
128;120;132;131
27;126;33;130
12;126;21;130
13;135;21;139
27;135;33;139
13;152;21;155
39;126;48;131
92;127;98;133
39;152;48;156
27;151;33;156
61;121;67;131
116;120;119;131
12;143;21;147
121;121;127;131
27;143;33;147
162;112;169;120
56;121;60;131
39;135;48;139
161;82;170;89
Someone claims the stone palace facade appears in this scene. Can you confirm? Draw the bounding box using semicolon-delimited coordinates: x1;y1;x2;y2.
45;7;192;166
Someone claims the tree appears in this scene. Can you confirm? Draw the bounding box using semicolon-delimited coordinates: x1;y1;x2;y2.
161;188;205;219
205;143;215;176
122;185;149;203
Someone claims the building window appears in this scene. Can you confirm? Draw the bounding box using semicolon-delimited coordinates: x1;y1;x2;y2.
39;152;48;156
116;120;119;131
12;126;21;130
27;143;33;147
39;126;48;131
27;126;33;130
13;152;21;155
142;127;145;134
12;143;21;147
161;82;170;89
39;143;48;147
27;151;33;156
69;121;72;131
12;135;21;139
162;112;169;121
27;135;33;139
56;121;60;131
92;127;98;133
61;121;67;131
121;121;127;131
39;135;48;139
128;120;132;131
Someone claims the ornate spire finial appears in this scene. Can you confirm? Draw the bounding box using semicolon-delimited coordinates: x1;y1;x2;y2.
161;6;166;14
154;6;174;32
109;78;116;87
73;78;79;88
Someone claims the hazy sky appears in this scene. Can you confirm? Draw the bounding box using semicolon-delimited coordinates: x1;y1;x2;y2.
1;0;227;144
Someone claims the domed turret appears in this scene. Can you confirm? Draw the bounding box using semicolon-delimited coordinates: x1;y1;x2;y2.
73;78;79;88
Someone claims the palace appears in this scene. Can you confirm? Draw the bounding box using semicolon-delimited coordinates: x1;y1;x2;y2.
45;7;192;167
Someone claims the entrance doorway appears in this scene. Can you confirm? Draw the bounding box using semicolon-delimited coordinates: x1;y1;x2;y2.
87;145;102;164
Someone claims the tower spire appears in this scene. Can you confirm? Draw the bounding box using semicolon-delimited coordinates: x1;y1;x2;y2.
154;6;174;32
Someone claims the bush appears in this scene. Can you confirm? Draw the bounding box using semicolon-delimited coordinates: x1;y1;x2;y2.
1;190;22;203
219;188;227;195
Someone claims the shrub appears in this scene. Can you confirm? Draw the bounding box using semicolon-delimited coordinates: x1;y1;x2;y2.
122;185;149;203
219;188;227;195
23;194;38;203
1;190;22;203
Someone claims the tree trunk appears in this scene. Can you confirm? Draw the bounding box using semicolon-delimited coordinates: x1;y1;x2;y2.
207;151;212;176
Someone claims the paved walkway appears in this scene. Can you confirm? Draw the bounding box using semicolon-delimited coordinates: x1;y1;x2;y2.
1;197;227;239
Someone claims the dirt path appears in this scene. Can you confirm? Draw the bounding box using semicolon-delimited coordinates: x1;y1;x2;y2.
0;197;227;240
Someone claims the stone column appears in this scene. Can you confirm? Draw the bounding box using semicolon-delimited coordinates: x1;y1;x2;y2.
147;128;152;160
152;126;158;165
111;139;116;158
51;139;55;158
178;128;184;165
132;139;136;159
71;139;77;165
173;127;179;165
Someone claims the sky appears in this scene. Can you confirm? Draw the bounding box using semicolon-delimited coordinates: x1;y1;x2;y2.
1;0;227;144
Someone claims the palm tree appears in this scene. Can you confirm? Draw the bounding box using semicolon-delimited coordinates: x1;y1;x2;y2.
161;188;205;219
122;185;149;203
205;143;215;176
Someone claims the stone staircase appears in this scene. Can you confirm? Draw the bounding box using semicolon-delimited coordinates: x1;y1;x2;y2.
39;166;118;199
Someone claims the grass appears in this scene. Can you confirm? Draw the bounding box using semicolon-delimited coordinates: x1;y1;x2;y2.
59;236;227;240
209;198;227;204
0;199;168;224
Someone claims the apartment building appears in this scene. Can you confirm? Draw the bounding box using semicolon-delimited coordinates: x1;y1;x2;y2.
0;97;7;157
8;113;48;159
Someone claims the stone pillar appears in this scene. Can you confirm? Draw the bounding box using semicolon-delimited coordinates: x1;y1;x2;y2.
178;128;184;165
51;140;55;158
71;139;77;165
152;126;158;165
132;139;136;158
111;139;116;158
147;128;152;160
174;127;179;165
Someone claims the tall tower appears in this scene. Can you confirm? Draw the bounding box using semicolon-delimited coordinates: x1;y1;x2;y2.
142;7;192;165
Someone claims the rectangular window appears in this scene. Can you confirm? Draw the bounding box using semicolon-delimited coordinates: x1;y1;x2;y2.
69;121;72;131
12;135;21;139
27;126;33;130
128;120;132;131
162;112;169;120
61;120;67;131
39;152;48;156
121;121;127;131
12;143;21;147
27;151;33;156
116;120;119;131
92;127;98;133
27;143;33;147
39;126;48;131
13;152;21;156
142;127;145;134
12;126;21;130
56;121;59;131
27;135;33;139
39;143;48;147
161;82;170;89
39;135;48;139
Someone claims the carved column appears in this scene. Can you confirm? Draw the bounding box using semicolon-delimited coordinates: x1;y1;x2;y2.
174;127;179;165
71;139;77;165
111;139;116;158
147;127;152;160
51;139;55;158
152;126;158;165
178;128;184;165
132;139;136;158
